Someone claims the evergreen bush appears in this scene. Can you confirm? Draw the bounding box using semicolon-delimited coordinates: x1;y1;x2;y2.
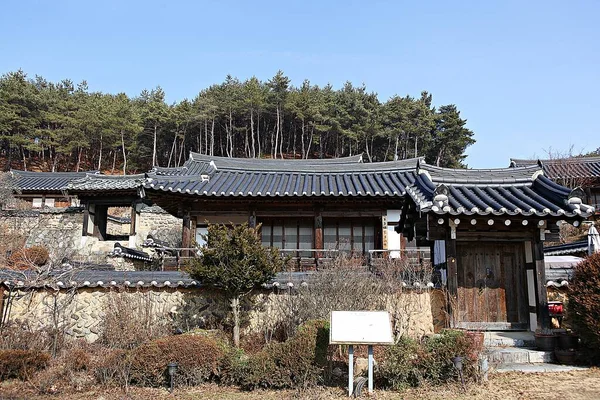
567;253;600;364
128;334;226;387
377;329;481;390
237;319;331;390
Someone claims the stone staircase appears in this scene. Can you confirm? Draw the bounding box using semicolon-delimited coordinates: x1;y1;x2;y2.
485;331;553;364
484;331;588;372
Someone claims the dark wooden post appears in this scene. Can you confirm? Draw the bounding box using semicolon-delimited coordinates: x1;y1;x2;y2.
248;210;256;228
314;211;323;266
182;211;191;258
82;201;89;237
130;201;137;236
533;234;550;329
445;222;458;328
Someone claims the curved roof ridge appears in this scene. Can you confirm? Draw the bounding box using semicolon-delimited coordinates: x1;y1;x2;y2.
81;173;146;180
417;162;542;185
10;169;98;176
178;154;422;173
511;155;600;165
188;152;364;164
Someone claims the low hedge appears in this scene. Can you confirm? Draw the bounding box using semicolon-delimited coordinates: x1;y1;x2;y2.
0;349;50;381
237;319;331;390
129;334;226;387
377;329;482;390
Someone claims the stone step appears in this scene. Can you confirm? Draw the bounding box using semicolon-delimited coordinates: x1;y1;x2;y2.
495;363;589;373
483;331;535;348
487;347;554;364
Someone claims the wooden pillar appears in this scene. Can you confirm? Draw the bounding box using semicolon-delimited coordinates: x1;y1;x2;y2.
248;210;256;228
182;211;191;257
95;205;107;241
130;202;137;236
533;235;550;329
445;233;457;296
82;202;89;237
314;210;323;265
445;224;458;328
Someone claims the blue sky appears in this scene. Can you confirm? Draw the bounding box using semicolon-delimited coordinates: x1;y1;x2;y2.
1;0;598;168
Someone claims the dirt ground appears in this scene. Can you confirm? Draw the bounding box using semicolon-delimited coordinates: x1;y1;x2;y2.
1;369;599;400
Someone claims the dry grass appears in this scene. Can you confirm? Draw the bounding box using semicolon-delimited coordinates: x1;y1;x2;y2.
1;369;599;400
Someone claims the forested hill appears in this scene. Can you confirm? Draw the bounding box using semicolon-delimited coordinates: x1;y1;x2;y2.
0;70;475;174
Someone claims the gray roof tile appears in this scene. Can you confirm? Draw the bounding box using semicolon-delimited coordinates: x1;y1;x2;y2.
11;170;98;191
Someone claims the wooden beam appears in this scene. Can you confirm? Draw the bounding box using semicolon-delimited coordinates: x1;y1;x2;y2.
533;235;551;329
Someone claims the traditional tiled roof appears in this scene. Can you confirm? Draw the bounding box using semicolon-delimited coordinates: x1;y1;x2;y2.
0;269;199;289
67;173;146;191
544;255;584;287
151;153;364;176
109;243;152;261
0;268;434;291
510;156;600;180
11;170;98;192
145;155;421;197
406;161;594;218
544;240;588;256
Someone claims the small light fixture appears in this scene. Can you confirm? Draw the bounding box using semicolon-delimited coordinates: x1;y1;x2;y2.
167;362;178;393
452;356;465;392
452;356;463;371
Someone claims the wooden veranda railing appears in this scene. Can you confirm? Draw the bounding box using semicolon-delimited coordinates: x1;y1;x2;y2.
149;247;432;273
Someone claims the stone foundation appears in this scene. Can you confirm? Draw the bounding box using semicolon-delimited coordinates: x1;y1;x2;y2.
2;286;436;342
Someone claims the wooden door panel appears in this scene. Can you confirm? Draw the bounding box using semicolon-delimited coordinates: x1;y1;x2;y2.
455;242;526;326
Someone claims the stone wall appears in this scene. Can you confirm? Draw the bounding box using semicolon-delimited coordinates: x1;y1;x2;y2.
3;287;226;343
0;206;181;267
136;206;182;247
2;286;436;343
0;209;84;263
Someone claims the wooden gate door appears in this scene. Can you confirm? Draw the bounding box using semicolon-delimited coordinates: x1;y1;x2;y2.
454;242;528;330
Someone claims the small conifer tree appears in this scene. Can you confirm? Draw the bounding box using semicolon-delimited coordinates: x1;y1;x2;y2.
186;223;284;346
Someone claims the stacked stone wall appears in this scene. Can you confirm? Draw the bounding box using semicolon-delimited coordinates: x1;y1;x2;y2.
3;286;435;342
136;208;182;247
0;209;84;263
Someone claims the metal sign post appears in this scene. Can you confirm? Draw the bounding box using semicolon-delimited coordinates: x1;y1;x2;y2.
330;311;394;397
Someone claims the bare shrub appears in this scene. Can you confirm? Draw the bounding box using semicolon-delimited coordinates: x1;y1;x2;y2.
0;349;50;381
0;321;53;351
99;289;172;350
92;348;133;389
262;253;434;341
8;246;49;269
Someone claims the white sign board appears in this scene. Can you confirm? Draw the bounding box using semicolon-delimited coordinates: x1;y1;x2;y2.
330;311;394;345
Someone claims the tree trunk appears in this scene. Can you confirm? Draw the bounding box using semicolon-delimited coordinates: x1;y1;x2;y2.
168;131;177;167
76;147;82;172
435;145;445;167
152;124;158;167
250;108;256;158
21;146;27;171
97;132;103;170
210;117;215;156
231;295;241;347
257;112;261;158
274;107;280;159
121;130;128;175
